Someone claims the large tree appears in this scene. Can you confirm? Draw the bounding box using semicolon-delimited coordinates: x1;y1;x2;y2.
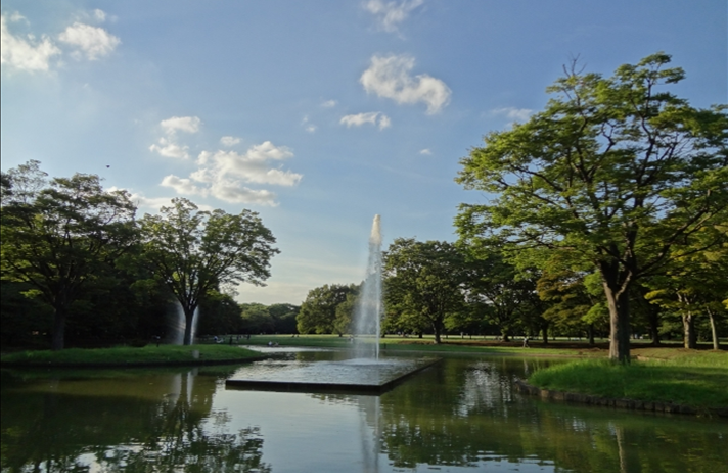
456;53;728;362
383;239;466;344
1;161;137;350
297;284;357;335
140;198;278;345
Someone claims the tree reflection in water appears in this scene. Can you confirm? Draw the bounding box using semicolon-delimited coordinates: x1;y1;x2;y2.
2;357;727;473
312;357;728;473
1;369;270;473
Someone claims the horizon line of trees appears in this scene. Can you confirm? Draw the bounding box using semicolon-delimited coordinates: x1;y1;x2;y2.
1;161;281;349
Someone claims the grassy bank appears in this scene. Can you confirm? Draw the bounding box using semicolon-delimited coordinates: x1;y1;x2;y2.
236;334;716;357
528;352;728;409
0;344;262;367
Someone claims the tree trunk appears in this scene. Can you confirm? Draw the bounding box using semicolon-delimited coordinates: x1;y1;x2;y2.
682;312;697;349
647;307;660;346
51;305;66;351
183;305;197;346
707;307;720;350
588;324;595;346
542;322;549;344
501;329;510;342
604;283;631;363
433;321;442;344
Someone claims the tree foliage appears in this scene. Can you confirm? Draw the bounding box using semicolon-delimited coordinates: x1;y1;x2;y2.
297;284;357;335
456;53;728;361
1;161;137;350
140;198;279;345
383;239;466;344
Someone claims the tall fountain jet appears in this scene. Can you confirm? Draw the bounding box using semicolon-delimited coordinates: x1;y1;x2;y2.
353;214;383;359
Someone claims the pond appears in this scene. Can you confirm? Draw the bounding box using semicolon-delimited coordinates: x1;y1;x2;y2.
2;351;727;473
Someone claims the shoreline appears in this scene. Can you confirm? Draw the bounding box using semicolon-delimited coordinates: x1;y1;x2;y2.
514;378;728;418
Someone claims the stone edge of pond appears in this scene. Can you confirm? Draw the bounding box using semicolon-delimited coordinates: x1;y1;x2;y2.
513;378;728;418
0;355;269;369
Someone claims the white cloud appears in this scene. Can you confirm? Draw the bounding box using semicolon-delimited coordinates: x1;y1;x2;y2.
160;141;301;206
1;14;61;71
363;0;424;33
198;143;301;187
161;175;205;195
306;125;317;133
209;181;278;206
360;54;451;114
127;192;214;212
493;107;534;123
58;22;120;60
220;136;241;146
419;148;431;155
378;114;391;130
93;9;106;22
161;116;201;134
340;111;392;130
320;99;337;108
149;137;189;159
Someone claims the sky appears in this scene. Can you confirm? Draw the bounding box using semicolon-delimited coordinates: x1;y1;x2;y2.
2;1;726;305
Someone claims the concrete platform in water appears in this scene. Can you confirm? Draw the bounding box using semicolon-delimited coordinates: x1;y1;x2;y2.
225;357;440;394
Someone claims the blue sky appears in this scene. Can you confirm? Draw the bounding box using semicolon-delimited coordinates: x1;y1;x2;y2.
2;1;726;304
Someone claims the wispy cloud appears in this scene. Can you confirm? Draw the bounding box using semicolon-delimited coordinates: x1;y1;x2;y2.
220;136;241;146
149;116;201;159
58;21;120;60
363;0;424;33
419;148;431;155
161;116;201;135
340;111;392;130
302;115;317;133
320;99;337;108
1;13;60;71
149;137;189;159
360;54;450;114
492;107;534;123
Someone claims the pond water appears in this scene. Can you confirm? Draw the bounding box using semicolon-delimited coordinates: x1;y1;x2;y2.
2;351;727;473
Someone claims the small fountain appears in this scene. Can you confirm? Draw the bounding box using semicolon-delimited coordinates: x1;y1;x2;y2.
353;214;383;359
167;304;198;345
226;214;439;394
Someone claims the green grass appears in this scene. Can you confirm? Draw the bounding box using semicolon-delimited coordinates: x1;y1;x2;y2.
0;344;262;366
238;334;599;356
528;353;728;408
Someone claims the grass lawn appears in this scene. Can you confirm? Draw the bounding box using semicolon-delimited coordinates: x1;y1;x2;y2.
0;344;262;367
528;351;728;409
234;333;703;357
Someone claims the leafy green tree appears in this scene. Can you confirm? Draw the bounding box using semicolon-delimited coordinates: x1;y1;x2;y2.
239;303;273;334
383;239;466;344
334;292;359;336
140;198;278;345
456;53;728;362
1;161;137;350
463;249;536;341
645;225;728;349
297;284;356;335
268;303;300;333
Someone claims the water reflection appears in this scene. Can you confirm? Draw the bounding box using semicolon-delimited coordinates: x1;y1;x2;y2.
1;368;270;473
2;356;727;473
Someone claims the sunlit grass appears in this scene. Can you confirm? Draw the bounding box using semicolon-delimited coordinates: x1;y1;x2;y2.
528;354;728;408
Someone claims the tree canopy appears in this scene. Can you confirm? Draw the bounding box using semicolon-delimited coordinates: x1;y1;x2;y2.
456;53;728;361
383;239;466;344
1;161;137;350
140;198;279;345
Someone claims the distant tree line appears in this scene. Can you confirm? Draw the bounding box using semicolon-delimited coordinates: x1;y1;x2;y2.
1;161;286;350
